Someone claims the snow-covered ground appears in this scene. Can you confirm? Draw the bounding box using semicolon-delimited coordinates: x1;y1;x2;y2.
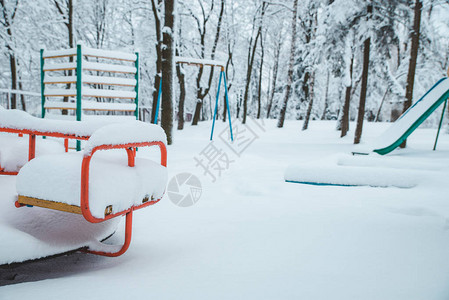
2;119;449;299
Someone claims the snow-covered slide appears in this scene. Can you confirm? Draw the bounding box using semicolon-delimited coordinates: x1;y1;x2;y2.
367;77;449;155
284;77;449;188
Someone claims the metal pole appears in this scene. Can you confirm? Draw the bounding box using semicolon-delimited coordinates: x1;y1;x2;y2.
154;79;162;124
76;44;83;151
210;70;223;140
40;49;45;118
134;52;139;120
222;70;234;141
433;98;447;151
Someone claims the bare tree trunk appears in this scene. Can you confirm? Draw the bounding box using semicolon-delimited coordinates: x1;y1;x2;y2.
9;54;17;109
277;0;298;128
266;35;281;118
2;0;19;109
375;87;389;122
354;3;372;145
256;32;264;119
400;0;422;148
341;55;354;137
54;0;75;115
18;80;26;111
161;0;175;144
236;93;242;118
321;70;330;120
243;2;266;124
192;0;225;125
176;54;186;130
302;72;315;130
223;40;234;122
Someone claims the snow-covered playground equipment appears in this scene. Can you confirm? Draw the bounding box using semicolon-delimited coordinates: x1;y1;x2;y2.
285;74;449;188
153;56;233;141
0;107;167;263
41;45;139;150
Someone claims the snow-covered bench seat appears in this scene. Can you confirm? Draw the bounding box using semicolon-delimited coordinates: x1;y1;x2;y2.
13;121;166;257
15;121;167;220
17;152;167;218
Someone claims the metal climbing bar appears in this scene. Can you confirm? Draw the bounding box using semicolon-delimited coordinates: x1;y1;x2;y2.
433;98;447;151
154;78;162;124
210;71;223;140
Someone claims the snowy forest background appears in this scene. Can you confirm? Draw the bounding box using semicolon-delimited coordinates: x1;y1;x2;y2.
1;0;449;143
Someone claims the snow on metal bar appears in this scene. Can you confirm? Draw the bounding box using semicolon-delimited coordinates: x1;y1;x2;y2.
44;88;76;97
83;75;136;86
0;108;117;137
43;62;76;71
84;121;167;155
45;88;136;99
44;75;77;84
175;56;226;68
83;61;137;74
42;48;77;58
45;100;136;111
44;101;76;110
82;88;136;99
83;47;137;61
81;101;136;111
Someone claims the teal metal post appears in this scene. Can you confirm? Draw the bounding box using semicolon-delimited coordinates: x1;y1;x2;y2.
222;70;233;141
134;52;139;120
154;78;162;124
433;98;447;151
76;45;83;151
40;49;45;118
210;71;223;140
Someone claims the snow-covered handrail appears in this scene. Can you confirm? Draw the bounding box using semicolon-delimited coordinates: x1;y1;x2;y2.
43;46;137;62
175;56;226;68
84;121;167;156
0;109;119;137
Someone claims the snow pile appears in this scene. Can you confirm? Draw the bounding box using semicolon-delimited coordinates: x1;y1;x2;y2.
0;176;119;265
16;151;167;218
84;121;167;155
284;153;444;188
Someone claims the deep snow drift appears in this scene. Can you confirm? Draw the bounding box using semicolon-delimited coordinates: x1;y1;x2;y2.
1;119;449;300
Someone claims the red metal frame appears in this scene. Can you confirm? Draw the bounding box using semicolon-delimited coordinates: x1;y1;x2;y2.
1;125;167;257
81;141;166;256
80;141;167;223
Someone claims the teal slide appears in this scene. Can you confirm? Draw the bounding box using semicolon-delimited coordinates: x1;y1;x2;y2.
368;77;449;155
